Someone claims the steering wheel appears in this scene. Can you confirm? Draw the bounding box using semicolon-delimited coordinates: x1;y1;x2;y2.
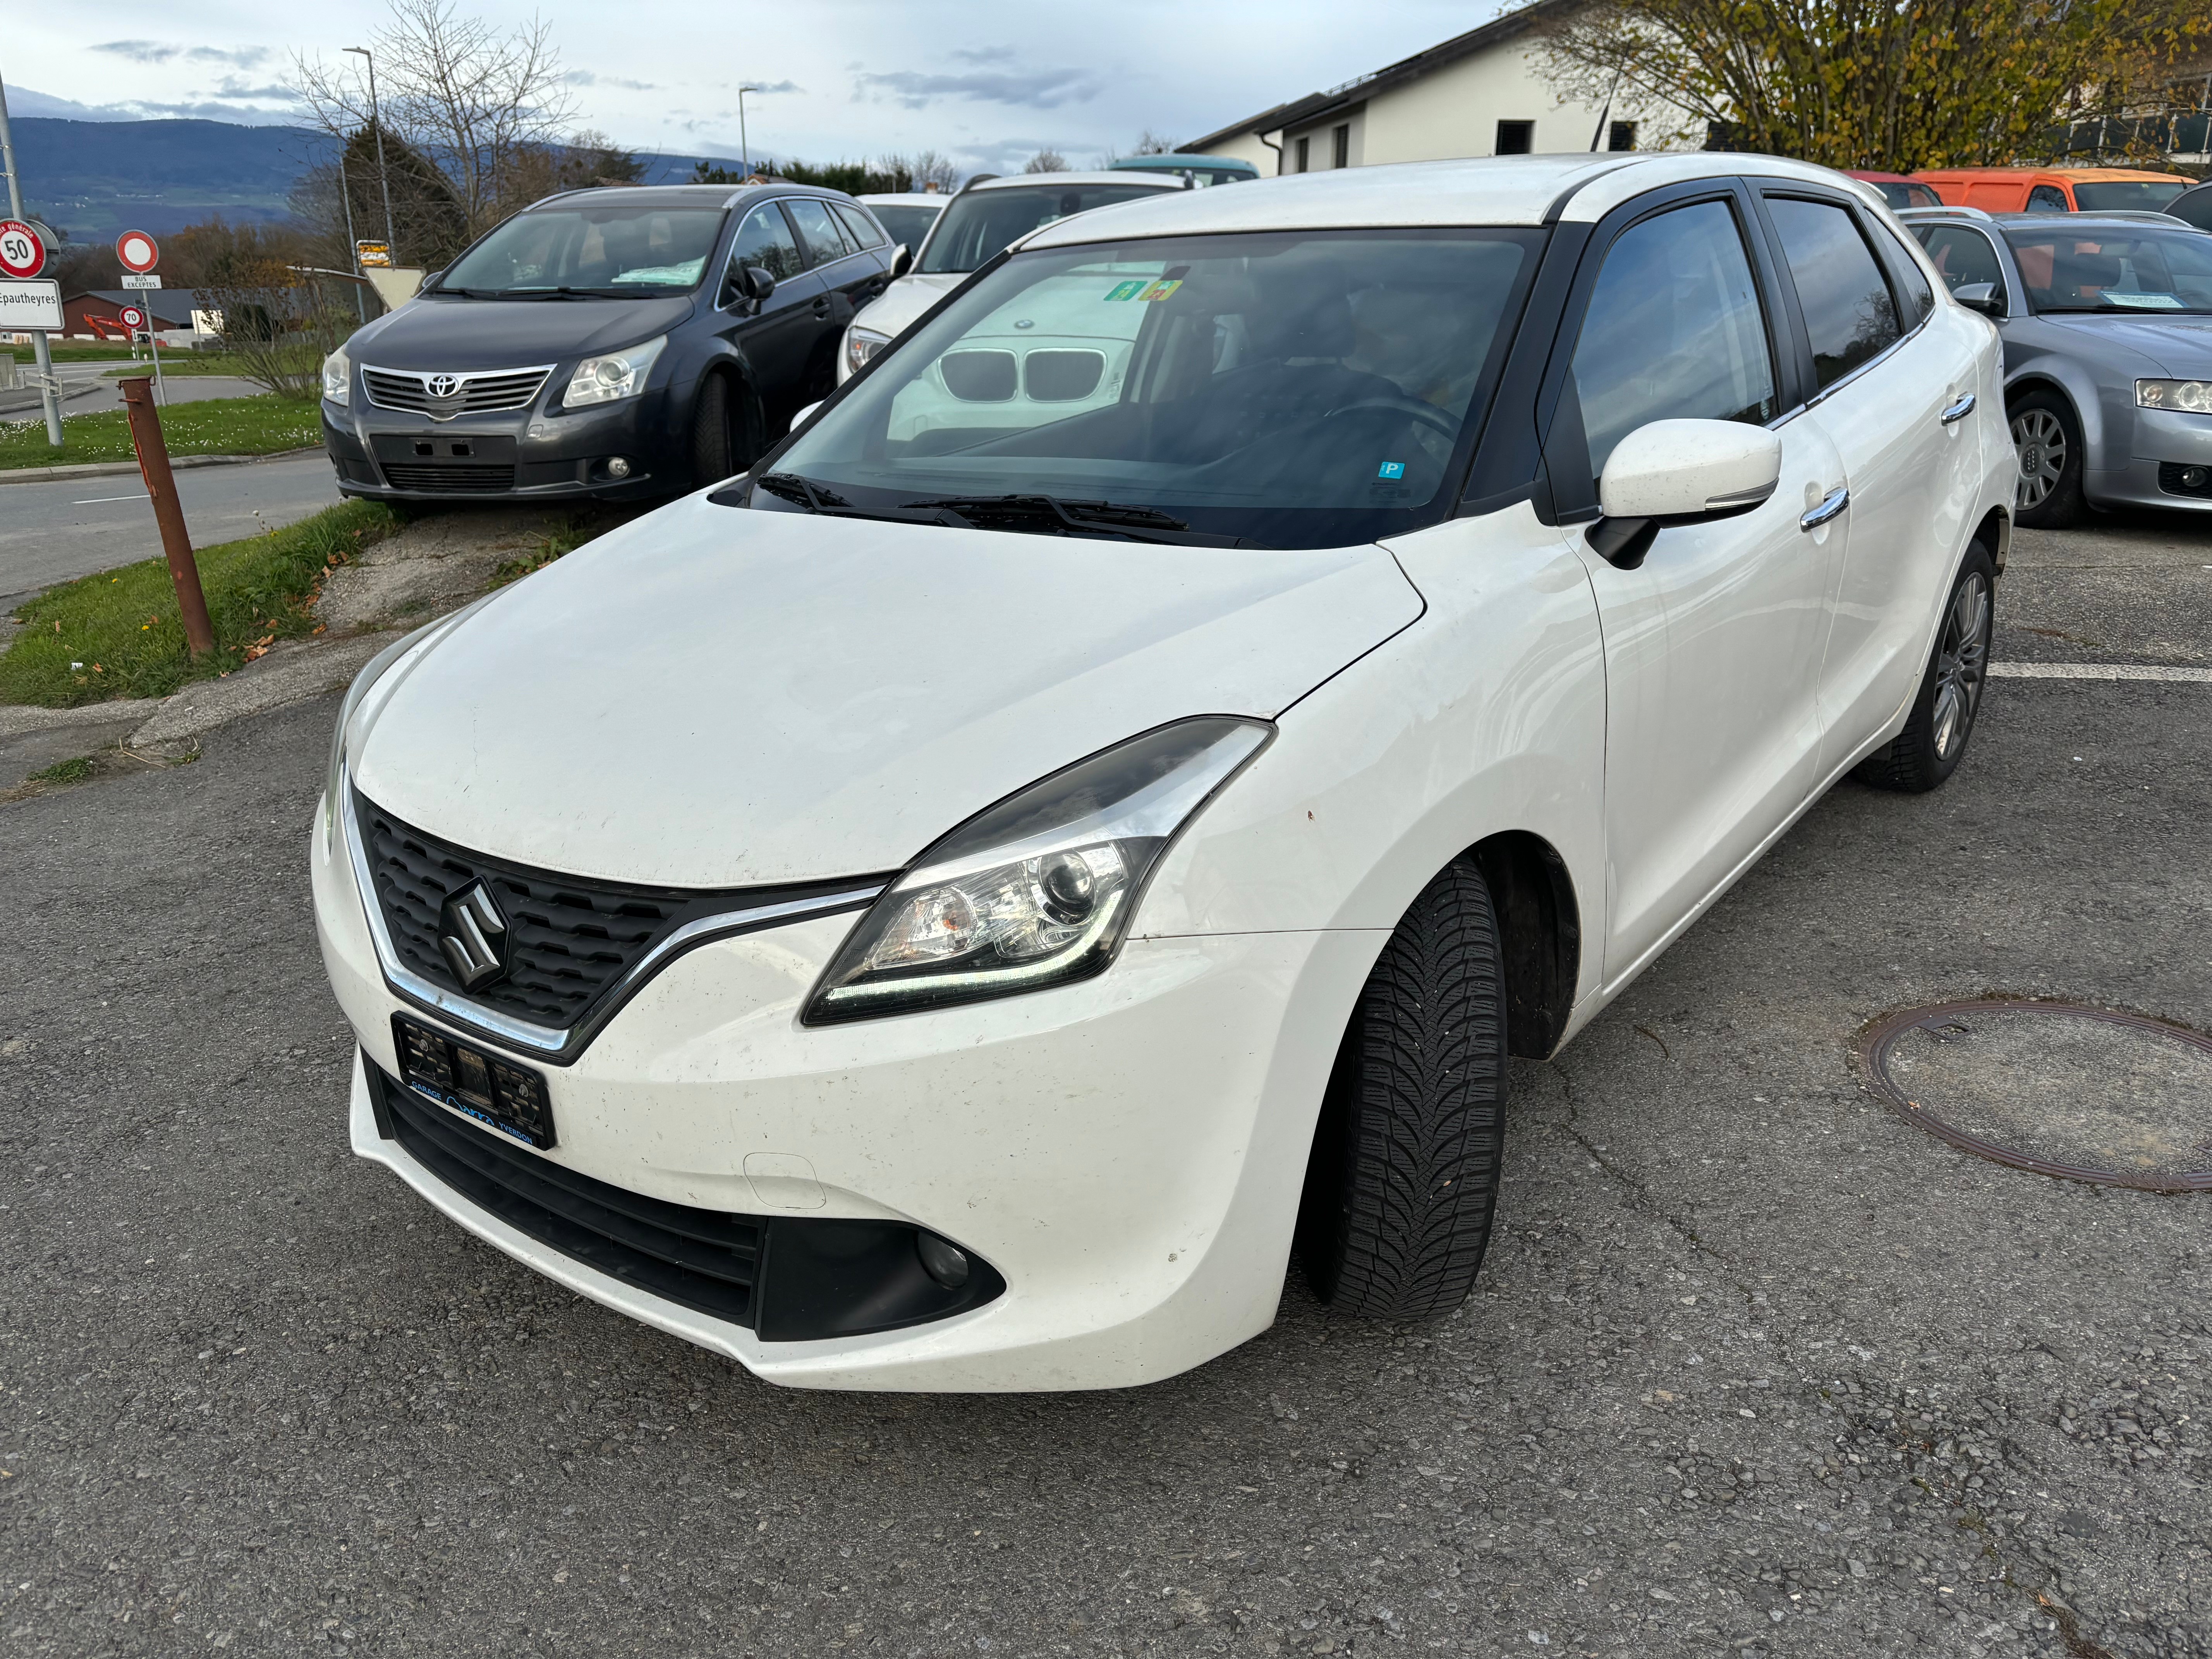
1321;395;1460;441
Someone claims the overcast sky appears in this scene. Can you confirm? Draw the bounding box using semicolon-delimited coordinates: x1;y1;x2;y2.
5;0;1507;174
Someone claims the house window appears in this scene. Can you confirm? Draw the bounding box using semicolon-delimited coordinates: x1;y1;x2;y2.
1608;120;1637;152
1496;120;1534;155
1332;124;1350;168
1295;135;1310;173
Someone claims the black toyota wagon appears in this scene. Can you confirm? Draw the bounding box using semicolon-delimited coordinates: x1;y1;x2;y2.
319;183;903;502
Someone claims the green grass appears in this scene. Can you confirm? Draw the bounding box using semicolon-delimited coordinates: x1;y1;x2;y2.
7;343;146;363
0;500;402;708
28;755;96;785
0;395;320;471
100;357;256;378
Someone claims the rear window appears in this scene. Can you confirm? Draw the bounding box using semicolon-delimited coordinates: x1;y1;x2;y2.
2071;180;2187;213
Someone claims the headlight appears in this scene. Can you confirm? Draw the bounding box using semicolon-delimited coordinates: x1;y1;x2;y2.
564;335;667;408
802;716;1272;1023
844;326;891;379
322;346;350;407
2138;378;2212;414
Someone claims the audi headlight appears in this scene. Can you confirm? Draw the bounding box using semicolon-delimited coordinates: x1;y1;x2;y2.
844;326;891;379
564;334;668;408
802;717;1273;1023
2138;378;2212;414
321;345;350;407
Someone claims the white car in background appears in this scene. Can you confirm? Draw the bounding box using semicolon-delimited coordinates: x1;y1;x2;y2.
837;172;1185;383
318;153;2014;1392
854;191;946;261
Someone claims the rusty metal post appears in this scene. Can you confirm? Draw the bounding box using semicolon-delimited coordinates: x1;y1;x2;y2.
117;376;214;658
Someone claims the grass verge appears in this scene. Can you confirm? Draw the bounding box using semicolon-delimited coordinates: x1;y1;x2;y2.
101;359;258;379
0;395;321;471
0;499;401;708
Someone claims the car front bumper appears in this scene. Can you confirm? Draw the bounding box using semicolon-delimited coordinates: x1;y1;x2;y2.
2086;408;2212;512
321;391;674;503
311;801;1379;1391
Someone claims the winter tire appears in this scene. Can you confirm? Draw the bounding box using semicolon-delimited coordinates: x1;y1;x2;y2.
2009;391;2085;529
1855;541;1996;793
1296;857;1510;1321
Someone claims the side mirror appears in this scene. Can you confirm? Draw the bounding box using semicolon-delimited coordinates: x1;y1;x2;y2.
1588;419;1783;570
730;264;776;310
1953;282;2005;319
889;242;913;280
789;400;822;433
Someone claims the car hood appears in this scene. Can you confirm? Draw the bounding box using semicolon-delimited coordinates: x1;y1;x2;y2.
350;495;1423;888
350;293;697;370
2044;313;2212;374
850;272;965;343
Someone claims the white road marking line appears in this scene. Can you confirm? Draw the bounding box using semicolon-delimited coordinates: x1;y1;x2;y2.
72;493;150;505
1991;662;2212;683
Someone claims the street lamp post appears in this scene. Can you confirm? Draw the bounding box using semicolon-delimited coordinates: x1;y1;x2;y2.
343;45;398;261
738;86;761;177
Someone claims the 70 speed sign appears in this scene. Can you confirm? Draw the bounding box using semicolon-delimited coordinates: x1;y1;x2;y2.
0;220;46;279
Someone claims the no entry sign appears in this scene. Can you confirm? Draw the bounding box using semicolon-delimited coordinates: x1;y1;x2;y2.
117;230;160;273
0;220;45;279
118;304;147;331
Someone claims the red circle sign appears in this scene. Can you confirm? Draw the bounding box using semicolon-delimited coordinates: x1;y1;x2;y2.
118;305;146;331
0;220;44;279
117;230;160;273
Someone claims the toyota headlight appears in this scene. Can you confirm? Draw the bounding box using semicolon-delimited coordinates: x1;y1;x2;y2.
802;717;1272;1023
2137;378;2212;414
565;335;668;408
321;345;350;407
844;326;891;379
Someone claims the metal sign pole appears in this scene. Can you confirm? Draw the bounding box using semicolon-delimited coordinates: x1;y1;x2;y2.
0;67;62;447
146;315;165;404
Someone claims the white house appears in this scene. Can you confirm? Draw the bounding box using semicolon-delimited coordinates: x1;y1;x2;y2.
1183;0;1671;175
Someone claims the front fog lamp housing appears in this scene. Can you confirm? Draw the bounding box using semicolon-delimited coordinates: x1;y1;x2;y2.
2137;378;2212;414
803;716;1273;1023
845;326;891;378
564;334;667;409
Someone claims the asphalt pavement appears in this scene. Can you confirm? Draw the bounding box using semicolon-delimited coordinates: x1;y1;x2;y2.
0;452;342;606
1;511;2208;1658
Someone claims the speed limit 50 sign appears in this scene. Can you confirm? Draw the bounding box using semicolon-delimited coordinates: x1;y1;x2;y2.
0;220;46;280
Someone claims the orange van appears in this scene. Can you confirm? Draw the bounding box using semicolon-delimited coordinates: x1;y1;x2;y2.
1910;167;2191;215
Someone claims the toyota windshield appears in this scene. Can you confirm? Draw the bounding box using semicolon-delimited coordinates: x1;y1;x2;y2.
432;204;725;296
754;229;1541;549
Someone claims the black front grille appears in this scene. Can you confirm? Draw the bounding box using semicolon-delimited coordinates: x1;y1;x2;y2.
374;1065;761;1325
364;366;551;417
380;463;517;493
2157;462;2212;501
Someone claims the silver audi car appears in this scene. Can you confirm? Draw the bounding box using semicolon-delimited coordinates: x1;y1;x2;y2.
1899;206;2212;526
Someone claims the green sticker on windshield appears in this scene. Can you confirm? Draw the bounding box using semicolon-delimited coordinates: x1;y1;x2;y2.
1138;278;1183;302
1104;280;1149;301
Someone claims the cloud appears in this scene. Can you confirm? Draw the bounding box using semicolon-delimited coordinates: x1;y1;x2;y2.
566;70;660;91
91;41;268;68
740;79;801;95
949;46;1016;65
189;46;271;68
853;66;1103;111
91;40;180;64
209;78;299;103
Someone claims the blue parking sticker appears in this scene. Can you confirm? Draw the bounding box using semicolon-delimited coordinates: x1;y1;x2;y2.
1377;460;1406;480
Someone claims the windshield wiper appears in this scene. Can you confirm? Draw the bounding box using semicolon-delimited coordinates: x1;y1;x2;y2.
755;472;857;513
896;494;1217;543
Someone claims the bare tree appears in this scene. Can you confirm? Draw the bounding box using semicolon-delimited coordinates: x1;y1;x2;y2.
910;149;960;191
1022;148;1070;173
291;0;575;254
1129;127;1178;155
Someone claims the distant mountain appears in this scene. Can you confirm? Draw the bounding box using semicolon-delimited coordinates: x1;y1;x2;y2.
8;117;749;244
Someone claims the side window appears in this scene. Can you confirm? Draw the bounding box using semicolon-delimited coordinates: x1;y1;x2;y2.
1765;197;1901;390
831;202;888;251
1569;198;1779;481
729;202;804;283
2027;185;2070;213
1869;221;1935;325
1914;226;2008;309
783;198;855;268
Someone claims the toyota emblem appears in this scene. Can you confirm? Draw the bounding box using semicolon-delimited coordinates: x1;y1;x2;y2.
427;373;460;398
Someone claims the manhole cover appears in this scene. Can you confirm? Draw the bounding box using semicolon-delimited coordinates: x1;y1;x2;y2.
1858;999;2212;1192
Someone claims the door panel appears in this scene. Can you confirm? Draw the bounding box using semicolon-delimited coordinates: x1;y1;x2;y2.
1575;417;1847;984
719;201;826;430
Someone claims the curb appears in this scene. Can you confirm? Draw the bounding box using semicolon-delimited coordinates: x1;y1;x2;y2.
0;447;326;487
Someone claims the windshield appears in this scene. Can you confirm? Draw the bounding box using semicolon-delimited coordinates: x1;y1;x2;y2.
2071;180;2187;213
917;184;1171;275
2005;227;2212;314
868;203;941;250
437;205;724;295
760;228;1539;549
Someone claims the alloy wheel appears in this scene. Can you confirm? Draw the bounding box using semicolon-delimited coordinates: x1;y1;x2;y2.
1930;571;1990;761
2012;408;2065;509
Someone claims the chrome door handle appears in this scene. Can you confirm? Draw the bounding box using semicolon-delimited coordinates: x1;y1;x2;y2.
1940;393;1977;424
1800;486;1850;531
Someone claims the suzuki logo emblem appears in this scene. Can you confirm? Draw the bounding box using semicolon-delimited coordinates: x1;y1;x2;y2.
438;881;509;990
426;373;460;398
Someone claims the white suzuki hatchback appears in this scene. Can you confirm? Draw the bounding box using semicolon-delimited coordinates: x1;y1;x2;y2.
315;154;2014;1391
